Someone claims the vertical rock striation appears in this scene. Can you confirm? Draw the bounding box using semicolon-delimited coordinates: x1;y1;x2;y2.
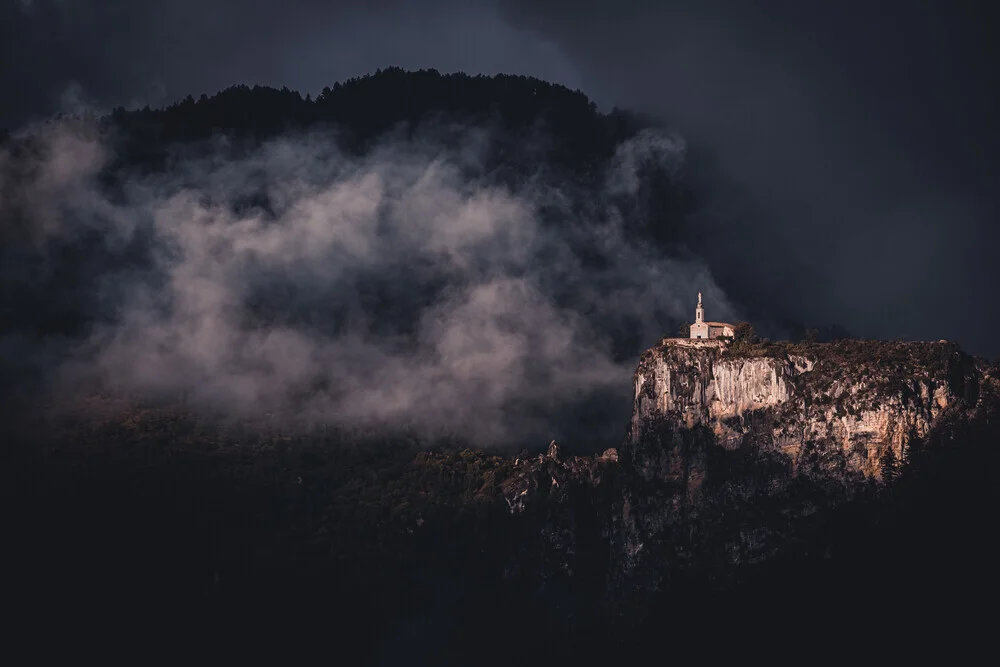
629;338;986;481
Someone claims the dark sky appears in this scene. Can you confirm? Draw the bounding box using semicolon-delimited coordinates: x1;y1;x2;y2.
4;0;999;356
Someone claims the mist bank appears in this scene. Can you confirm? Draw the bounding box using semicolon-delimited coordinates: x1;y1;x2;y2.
1;77;736;449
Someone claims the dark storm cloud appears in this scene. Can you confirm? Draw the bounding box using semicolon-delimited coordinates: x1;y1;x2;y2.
4;0;996;358
0;0;582;128
497;0;1000;356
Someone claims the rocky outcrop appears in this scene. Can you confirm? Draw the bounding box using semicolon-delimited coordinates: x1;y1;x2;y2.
483;336;999;634
501;440;617;515
601;337;998;597
630;338;987;481
501;338;998;617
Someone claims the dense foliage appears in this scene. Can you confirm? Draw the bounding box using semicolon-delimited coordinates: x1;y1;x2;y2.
96;69;651;185
5;365;997;661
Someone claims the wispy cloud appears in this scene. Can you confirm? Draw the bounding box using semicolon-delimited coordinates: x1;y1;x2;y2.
2;116;734;447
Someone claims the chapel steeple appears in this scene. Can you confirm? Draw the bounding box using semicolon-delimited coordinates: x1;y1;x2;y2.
689;291;735;340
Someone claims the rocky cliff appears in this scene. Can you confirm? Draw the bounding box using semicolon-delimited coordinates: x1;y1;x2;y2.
630;338;986;482
504;337;998;618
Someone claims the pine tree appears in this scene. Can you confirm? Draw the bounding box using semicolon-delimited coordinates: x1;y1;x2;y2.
880;446;899;485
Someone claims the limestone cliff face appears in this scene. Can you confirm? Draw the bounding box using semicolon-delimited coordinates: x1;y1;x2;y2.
602;337;996;592
498;337;996;617
629;338;985;481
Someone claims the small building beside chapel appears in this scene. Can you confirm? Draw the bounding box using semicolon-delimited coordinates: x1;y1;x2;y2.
690;292;735;339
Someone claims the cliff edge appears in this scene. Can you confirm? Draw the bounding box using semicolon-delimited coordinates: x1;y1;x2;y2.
601;337;998;596
630;338;989;482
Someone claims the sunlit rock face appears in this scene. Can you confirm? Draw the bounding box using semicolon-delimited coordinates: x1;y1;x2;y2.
629;338;986;483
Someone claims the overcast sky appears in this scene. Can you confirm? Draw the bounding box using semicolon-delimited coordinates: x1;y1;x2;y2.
3;0;998;356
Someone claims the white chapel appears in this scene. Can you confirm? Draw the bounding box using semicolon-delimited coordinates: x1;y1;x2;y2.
689;292;735;339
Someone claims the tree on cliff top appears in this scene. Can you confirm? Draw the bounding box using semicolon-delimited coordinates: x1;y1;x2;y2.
732;322;757;343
